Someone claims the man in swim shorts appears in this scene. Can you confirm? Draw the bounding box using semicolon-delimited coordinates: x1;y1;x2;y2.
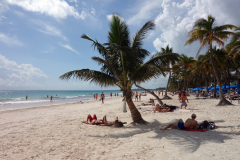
160;114;198;130
101;92;105;104
179;93;189;109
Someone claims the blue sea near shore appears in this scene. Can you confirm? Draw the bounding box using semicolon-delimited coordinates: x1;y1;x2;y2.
0;90;129;111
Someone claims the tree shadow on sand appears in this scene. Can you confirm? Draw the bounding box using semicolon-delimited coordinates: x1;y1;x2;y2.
89;119;240;153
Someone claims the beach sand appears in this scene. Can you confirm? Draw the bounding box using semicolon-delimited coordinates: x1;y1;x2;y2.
0;93;240;160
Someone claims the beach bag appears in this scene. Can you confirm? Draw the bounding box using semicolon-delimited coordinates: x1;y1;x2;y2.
166;105;176;112
208;122;216;130
199;120;210;129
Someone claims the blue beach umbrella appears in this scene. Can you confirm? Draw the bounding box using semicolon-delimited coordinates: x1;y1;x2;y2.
237;84;240;94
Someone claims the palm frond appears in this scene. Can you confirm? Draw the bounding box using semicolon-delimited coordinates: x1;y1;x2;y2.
59;69;118;87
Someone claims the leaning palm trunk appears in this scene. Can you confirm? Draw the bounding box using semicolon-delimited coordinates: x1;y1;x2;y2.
124;90;146;123
135;83;164;105
210;46;232;105
163;71;172;99
205;76;208;96
213;75;216;98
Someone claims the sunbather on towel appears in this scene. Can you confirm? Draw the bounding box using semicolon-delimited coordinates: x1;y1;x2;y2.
99;116;125;127
82;114;99;124
138;102;155;106
160;114;198;130
152;104;170;113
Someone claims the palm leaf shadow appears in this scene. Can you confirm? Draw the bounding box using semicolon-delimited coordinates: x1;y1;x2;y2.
89;119;240;153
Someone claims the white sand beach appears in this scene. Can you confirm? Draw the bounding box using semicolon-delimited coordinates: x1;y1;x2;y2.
1;93;240;160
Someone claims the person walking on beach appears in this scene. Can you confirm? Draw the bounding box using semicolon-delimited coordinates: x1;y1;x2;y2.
115;93;116;97
160;114;198;130
110;92;112;98
50;96;53;103
94;94;96;99
179;93;189;109
96;94;98;100
162;90;163;96
117;93;118;97
101;92;105;104
139;93;142;101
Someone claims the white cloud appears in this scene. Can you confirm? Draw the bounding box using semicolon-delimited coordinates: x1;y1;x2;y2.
60;44;80;55
0;33;24;46
151;0;240;57
0;54;47;88
127;0;163;25
1;15;7;19
69;0;77;3
32;20;67;40
6;0;86;19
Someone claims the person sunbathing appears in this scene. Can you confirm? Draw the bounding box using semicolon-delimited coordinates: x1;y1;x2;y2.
160;114;198;130
152;104;170;113
99;116;126;127
138;102;155;106
147;98;155;103
82;114;100;125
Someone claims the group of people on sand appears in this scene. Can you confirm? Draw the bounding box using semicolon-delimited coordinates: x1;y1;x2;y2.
157;91;164;97
93;92;105;104
82;114;126;127
161;114;198;130
132;92;141;101
110;92;119;98
82;113;199;131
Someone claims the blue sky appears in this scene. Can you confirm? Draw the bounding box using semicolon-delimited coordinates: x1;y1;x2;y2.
0;0;240;90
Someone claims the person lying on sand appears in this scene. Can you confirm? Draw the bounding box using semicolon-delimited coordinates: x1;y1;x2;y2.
99;116;126;127
82;114;99;125
138;103;155;106
153;104;170;113
148;98;155;103
160;114;198;130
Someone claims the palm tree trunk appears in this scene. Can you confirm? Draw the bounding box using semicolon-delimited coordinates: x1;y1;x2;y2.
214;75;216;98
163;71;172;99
183;67;186;91
124;90;146;124
134;83;164;105
205;76;208;96
227;65;231;94
209;45;232;105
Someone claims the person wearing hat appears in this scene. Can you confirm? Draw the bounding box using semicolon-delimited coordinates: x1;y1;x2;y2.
160;114;198;130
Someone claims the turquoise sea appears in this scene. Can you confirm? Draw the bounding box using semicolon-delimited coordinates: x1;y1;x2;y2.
0;90;129;111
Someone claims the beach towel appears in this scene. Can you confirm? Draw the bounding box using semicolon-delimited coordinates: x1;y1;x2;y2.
180;129;208;132
139;105;153;108
173;109;191;113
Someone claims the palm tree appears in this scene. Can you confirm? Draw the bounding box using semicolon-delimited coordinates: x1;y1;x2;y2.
185;15;237;106
174;54;196;91
60;15;168;123
227;28;240;59
156;45;179;99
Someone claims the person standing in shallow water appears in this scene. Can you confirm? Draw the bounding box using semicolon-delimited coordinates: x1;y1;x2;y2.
50;96;53;103
101;92;105;104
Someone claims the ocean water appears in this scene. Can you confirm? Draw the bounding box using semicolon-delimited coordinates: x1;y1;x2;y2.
0;90;127;111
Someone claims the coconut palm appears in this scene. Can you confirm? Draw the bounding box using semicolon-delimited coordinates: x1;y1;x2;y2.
155;45;179;99
174;54;196;91
185;15;237;106
227;28;240;60
60;15;170;123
